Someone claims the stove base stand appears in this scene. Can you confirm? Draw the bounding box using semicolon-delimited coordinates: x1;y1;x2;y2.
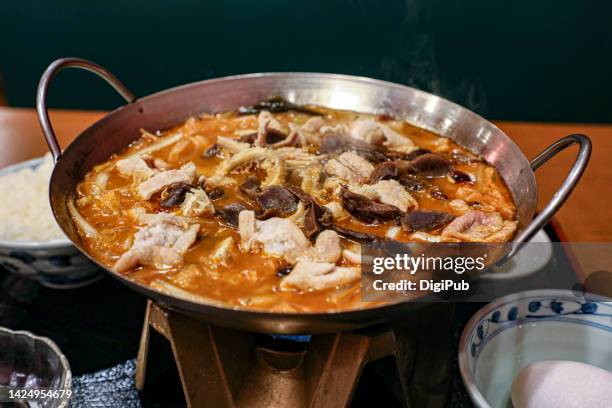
136;301;453;408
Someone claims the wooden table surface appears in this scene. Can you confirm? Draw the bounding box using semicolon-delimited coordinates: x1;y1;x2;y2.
1;107;610;273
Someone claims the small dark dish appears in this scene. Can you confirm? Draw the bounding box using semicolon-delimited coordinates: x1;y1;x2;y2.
0;326;71;408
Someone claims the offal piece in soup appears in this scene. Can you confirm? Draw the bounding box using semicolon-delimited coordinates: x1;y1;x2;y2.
72;99;517;312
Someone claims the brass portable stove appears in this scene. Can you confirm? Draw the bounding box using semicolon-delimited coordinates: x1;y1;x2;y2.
136;301;454;408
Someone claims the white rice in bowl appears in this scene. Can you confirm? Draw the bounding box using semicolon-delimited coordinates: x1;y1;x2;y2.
0;154;68;242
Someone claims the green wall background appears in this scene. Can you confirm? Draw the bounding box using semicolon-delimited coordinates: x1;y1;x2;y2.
1;0;610;122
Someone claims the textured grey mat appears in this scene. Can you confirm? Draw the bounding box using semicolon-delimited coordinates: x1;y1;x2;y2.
70;360;141;408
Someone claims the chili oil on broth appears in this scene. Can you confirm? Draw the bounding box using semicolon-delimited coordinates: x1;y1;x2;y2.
72;104;517;312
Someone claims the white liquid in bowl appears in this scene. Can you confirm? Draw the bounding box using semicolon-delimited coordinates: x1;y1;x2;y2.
474;321;612;407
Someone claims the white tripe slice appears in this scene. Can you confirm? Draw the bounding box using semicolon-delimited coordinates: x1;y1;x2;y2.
386;226;401;239
181;188;214;217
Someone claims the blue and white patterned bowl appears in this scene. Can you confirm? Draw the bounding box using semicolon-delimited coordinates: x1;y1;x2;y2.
0;157;102;289
459;289;612;407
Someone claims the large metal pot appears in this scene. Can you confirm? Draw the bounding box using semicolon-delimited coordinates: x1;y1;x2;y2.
36;58;591;333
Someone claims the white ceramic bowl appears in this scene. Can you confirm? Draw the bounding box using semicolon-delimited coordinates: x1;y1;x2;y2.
0;157;102;289
459;289;612;407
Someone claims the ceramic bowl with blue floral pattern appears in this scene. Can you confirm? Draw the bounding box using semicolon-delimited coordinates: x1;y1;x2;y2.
0;157;102;289
459;289;612;407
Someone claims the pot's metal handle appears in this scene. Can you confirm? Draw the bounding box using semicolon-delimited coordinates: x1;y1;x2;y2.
510;134;591;254
36;57;136;163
